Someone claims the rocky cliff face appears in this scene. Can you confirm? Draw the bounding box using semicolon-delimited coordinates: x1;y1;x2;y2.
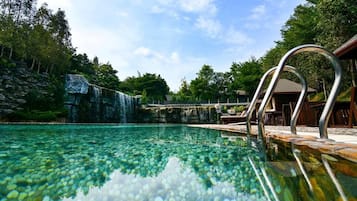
0;65;51;120
65;74;137;123
139;106;218;124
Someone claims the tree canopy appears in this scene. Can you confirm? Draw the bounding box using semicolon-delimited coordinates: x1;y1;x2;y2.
0;1;121;91
1;0;355;105
119;73;170;103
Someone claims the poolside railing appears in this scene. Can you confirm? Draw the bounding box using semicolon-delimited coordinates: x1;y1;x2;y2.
245;45;345;201
246;44;342;140
246;65;308;142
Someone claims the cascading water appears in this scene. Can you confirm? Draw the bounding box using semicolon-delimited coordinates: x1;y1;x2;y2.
92;85;102;122
119;92;127;123
65;74;136;123
115;91;135;123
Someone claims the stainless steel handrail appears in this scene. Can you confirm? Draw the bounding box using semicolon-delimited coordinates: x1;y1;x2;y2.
257;45;342;139
246;66;308;141
292;147;313;192
321;154;347;201
248;157;272;201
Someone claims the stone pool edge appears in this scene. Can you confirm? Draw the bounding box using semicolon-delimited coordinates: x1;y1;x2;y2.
189;124;357;163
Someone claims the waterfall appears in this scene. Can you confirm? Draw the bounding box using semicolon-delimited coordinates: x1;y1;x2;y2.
65;74;136;123
115;91;135;123
92;86;102;122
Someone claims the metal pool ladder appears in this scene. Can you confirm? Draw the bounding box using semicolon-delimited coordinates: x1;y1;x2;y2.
245;44;344;201
246;65;308;142
251;44;342;139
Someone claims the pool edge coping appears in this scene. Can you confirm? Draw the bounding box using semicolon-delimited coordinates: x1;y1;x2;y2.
189;124;357;163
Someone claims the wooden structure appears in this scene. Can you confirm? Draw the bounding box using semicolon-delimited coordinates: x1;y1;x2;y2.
334;34;357;128
264;79;316;126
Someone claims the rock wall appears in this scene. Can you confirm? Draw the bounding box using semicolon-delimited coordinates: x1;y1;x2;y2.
65;74;137;123
139;106;218;124
0;65;50;119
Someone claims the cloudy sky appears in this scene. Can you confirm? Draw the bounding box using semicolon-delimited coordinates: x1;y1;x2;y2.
38;0;304;91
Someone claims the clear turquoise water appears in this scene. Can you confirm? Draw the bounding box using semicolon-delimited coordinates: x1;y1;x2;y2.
2;124;356;201
0;124;267;201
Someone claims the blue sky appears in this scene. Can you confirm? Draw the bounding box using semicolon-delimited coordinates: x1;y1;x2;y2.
39;0;304;91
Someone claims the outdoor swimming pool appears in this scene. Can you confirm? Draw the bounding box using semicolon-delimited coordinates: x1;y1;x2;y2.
0;124;356;201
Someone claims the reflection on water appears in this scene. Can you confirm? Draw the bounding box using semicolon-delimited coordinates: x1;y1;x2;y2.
0;125;265;201
0;124;356;201
64;157;259;201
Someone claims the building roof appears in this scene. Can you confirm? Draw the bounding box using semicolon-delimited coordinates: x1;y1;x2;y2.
272;79;316;94
334;34;357;60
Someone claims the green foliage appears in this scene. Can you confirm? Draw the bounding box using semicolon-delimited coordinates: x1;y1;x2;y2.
190;65;216;101
0;2;72;74
315;0;357;50
234;105;245;113
261;43;286;71
21;77;65;112
69;53;96;76
337;88;352;102
7;110;67;122
229;58;263;98
92;63;120;90
0;57;16;68
261;0;356;95
141;90;148;105
119;73;170;102
310;92;325;102
23;89;50;111
48;76;66;109
281;4;318;49
172;79;195;103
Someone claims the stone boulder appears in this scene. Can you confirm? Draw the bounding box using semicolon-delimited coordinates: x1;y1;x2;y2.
65;74;89;94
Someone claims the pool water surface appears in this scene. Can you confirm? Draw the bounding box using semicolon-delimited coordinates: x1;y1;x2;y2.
0;124;356;201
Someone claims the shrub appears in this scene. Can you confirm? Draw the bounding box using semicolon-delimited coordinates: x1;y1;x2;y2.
7;110;60;122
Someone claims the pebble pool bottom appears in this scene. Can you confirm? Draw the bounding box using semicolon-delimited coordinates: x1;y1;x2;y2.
2;124;355;201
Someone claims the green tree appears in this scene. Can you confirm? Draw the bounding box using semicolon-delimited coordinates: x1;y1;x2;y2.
119;73;170;102
93;63;120;90
261;43;287;71
174;78;193;103
315;0;357;50
280;3;318;50
190;64;215;101
49;9;71;47
211;72;231;102
229;58;263;98
69;53;96;76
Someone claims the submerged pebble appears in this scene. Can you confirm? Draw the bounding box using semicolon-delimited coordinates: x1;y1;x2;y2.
7;183;17;191
18;192;28;200
7;190;19;199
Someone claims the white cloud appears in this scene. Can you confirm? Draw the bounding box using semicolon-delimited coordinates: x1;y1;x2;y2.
131;46;204;91
178;0;217;15
150;5;181;19
153;0;217;16
151;5;164;14
249;5;266;19
134;47;166;62
170;52;180;63
195;17;222;38
134;47;152;57
224;28;253;45
195;17;253;46
134;47;181;65
117;11;129;17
